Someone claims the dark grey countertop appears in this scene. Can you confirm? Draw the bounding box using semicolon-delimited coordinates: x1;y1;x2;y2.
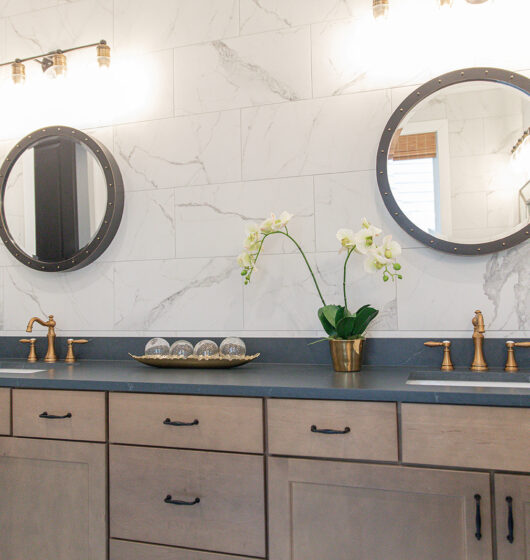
0;359;528;407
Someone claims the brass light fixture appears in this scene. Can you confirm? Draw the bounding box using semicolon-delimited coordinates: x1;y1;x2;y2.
465;0;489;3
438;0;454;7
11;59;25;85
373;0;389;20
96;40;111;68
0;39;110;85
44;51;67;78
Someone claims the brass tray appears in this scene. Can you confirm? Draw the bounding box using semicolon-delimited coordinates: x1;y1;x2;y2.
129;353;260;369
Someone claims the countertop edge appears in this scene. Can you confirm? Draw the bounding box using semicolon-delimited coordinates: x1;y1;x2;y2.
0;377;528;407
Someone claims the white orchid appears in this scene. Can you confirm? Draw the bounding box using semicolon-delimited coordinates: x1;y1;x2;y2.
336;228;356;250
363;249;387;274
237;252;252;268
243;223;260;252
260;211;293;233
274;211;293;229
377;235;402;262
353;224;381;254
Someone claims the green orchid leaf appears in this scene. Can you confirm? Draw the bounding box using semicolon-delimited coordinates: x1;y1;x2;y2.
321;305;343;328
317;307;337;337
352;304;371;318
352;306;379;336
336;316;356;339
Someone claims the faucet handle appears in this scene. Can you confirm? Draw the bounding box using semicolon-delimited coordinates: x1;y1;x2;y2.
424;340;454;371
505;341;530;372
19;338;37;363
65;339;88;364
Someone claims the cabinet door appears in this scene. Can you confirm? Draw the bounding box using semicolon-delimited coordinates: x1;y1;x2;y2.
269;457;492;560
0;436;106;560
495;474;530;560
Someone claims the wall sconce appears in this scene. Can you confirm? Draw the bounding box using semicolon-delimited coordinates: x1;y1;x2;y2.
373;0;389;20
11;60;25;85
512;127;530;170
0;39;110;85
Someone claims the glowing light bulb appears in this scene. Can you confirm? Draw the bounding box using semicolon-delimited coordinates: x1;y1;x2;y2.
373;0;389;20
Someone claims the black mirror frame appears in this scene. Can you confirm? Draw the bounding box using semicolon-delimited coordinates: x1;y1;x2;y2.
377;67;530;255
0;125;124;271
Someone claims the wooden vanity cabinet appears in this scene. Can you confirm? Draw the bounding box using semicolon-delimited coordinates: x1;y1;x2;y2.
0;436;107;560
268;457;492;560
494;474;530;560
0;388;10;434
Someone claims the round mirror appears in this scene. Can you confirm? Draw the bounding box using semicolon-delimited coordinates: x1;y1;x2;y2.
0;126;123;271
377;68;530;254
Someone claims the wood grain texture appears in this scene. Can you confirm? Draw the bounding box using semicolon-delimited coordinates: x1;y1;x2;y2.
402;403;530;471
268;457;492;560
13;389;106;442
267;399;398;461
494;474;530;560
110;540;250;560
109;393;263;453
110;445;266;557
0;388;10;435
0;436;106;560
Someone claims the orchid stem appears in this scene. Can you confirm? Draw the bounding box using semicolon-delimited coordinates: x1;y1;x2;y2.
343;248;354;310
248;230;326;307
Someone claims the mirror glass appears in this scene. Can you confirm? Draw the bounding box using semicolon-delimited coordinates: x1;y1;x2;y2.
387;82;529;244
3;136;107;262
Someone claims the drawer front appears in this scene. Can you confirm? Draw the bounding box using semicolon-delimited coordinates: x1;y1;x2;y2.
402;404;530;471
110;539;250;560
267;399;398;461
109;393;263;453
13;389;106;442
110;445;266;557
0;389;10;435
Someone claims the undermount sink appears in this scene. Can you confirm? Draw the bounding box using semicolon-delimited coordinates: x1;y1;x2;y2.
0;368;45;374
407;371;530;389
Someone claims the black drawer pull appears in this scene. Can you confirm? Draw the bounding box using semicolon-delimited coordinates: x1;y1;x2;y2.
474;494;482;541
164;494;200;506
506;496;514;543
39;411;72;419
311;425;351;435
163;418;199;427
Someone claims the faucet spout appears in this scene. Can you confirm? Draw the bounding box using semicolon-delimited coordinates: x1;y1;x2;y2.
470;310;487;371
26;315;57;362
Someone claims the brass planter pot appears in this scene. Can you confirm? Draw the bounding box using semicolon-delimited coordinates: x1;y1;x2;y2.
329;338;364;372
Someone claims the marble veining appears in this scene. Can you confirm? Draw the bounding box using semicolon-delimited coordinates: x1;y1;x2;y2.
0;0;527;340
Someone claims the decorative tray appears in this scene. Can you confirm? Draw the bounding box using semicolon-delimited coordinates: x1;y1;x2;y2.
129;353;260;369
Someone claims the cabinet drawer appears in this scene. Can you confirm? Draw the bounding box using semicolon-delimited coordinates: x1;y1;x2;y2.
109;393;263;453
267;399;398;461
110;539;251;560
110;445;266;557
0;389;10;435
402;404;530;471
13;389;106;442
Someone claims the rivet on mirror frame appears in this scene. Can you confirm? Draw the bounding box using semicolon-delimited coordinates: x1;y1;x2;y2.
453;248;458;251
430;240;434;244
477;248;481;251
461;72;465;76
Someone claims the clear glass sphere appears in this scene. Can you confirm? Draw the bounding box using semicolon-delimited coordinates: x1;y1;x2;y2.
145;337;170;356
220;337;246;357
169;339;194;358
194;339;219;357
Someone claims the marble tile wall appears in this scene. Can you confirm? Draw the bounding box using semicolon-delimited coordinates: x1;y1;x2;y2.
0;0;528;339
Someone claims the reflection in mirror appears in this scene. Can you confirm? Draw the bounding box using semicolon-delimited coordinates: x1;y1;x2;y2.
386;82;529;244
3;136;107;262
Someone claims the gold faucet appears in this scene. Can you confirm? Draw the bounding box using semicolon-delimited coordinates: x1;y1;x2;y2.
26;315;57;363
471;310;488;371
